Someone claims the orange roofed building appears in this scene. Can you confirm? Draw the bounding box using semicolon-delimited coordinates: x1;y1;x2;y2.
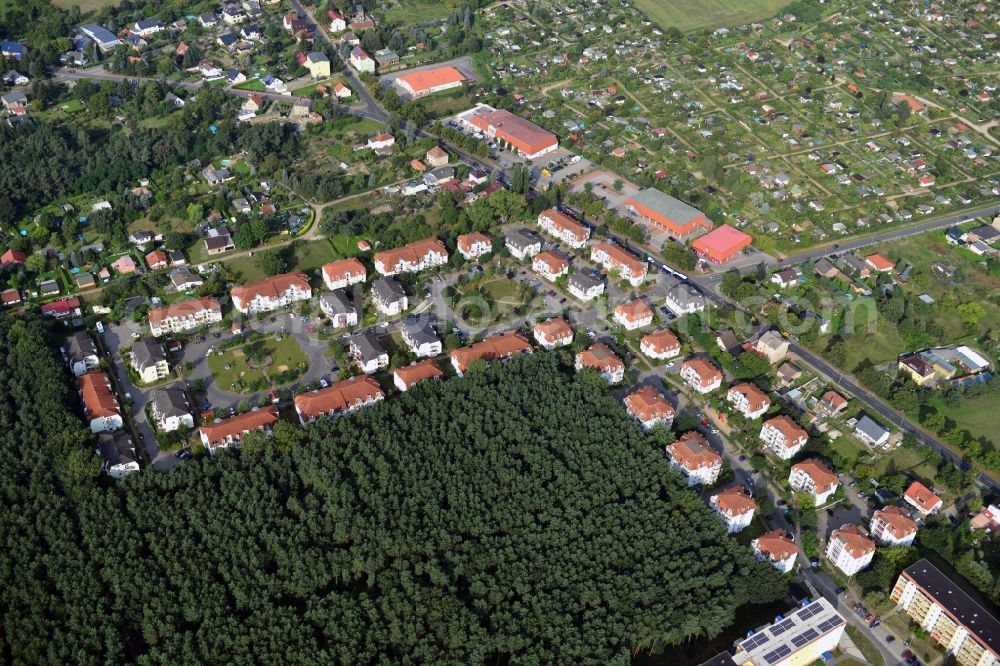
711;486;757;533
393;360;444;392
456;232;492;261
613;299;654;331
450;331;532;375
590;242;647;287
533;317;573;350
904;481;943;517
623;188;711;238
231;272;312;314
322;258;367;290
789;459;839;504
870;506;918;546
864;253;895;273
624;385;674;430
666;431;722;486
373;237;448;276
826;524;876;575
148;296;222;337
759;414;808;460
680;358;723;393
692;224;753;264
78;371;124;433
463;105;558;160
726;382;771;419
199;406;279;454
753;529;798;573
640;329;681;360
395;66;466;98
294;376;384;424
537;208;590;249
575;343;625;383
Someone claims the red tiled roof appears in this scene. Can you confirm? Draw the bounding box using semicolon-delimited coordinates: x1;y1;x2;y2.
294;376;383;420
593;242;646;278
533;317;573;343
614;299;653;323
682;358;722;386
468;107;557;156
1;248;27;266
667;431;722;470
791;459;838;492
904;481;942;512
78;371;120;419
450;332;532;373
872;506;917;539
641;329;680;355
755;529;797;561
714;486;757;516
624;385;674;423
865;253;895;271
373;238;447;271
231;272;309;305
393;360;443;389
148;297;221;327
322;257;366;284
762;415;807;446
576;343;624;373
539;208;588;242
728;382;770;413
457;231;491;254
830;524;876;557
199;406;279;446
533;250;569;275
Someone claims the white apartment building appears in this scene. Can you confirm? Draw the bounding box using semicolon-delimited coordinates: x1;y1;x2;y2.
789;459;839;505
710;486;757;533
148;297;223;336
825;524;875;576
870;506;918;547
231;272;312;314
759;415;808;460
726;383;771;419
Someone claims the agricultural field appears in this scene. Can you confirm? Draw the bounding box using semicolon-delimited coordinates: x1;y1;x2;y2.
632;0;791;32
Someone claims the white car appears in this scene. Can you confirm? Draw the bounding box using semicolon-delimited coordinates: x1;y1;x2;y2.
205;347;214;357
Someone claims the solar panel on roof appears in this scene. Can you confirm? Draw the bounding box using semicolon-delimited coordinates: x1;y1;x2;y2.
816;616;845;633
797;603;824;620
791;628;820;648
769;618;795;637
763;644;792;664
740;634;769;651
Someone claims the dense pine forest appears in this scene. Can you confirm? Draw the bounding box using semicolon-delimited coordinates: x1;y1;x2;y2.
0;312;786;664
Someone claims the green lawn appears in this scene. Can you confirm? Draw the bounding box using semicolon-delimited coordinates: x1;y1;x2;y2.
455;278;533;326
207;335;309;394
291;78;342;97
928;392;998;451
632;0;791;31
227;241;334;282
872;446;939;484
234;79;267;92
58;99;84;113
828;436;865;467
329;233;365;256
382;0;461;23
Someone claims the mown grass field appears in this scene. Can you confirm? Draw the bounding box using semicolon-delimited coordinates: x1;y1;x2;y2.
49;0;119;12
633;0;790;32
382;0;462;24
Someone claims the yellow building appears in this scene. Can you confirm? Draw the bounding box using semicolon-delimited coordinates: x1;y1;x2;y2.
892;560;1000;666
305;52;330;79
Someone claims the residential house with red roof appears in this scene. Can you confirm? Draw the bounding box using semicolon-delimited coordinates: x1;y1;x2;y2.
613;299;654;331
753;529;798;573
393;360;443;392
532;250;569;282
864;253;895;273
624;385;674;431
450;332;532;375
711;486;757;533
727;382;771;419
904;481;943;517
826;524;876;575
666;431;722;486
870;506;918;546
537;209;590;249
78;371;123;433
575;343;624;383
1;248;26;269
199;406;280;454
789;459;839;504
640;329;681;360
294;376;384;424
456;232;492;261
590;242;647;286
373;237;447;276
321;258;366;290
533;318;573;350
231;272;311;313
148;297;222;337
680;358;723;393
759;415;808;459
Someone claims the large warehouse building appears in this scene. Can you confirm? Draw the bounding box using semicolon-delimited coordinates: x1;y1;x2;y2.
395;66;466;98
692;224;753;264
460;104;558;160
623;188;711;238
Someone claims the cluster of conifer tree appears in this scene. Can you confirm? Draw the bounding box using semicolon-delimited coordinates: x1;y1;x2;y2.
0;312;786;663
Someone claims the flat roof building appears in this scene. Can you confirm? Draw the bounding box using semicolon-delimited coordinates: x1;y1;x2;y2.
395;66;466;98
624;188;711;238
692;224;753;264
892;559;1000;666
462;104;558;160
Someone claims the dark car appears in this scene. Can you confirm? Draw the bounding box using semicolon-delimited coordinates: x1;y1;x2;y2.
886;635;895;643
776;499;787;506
